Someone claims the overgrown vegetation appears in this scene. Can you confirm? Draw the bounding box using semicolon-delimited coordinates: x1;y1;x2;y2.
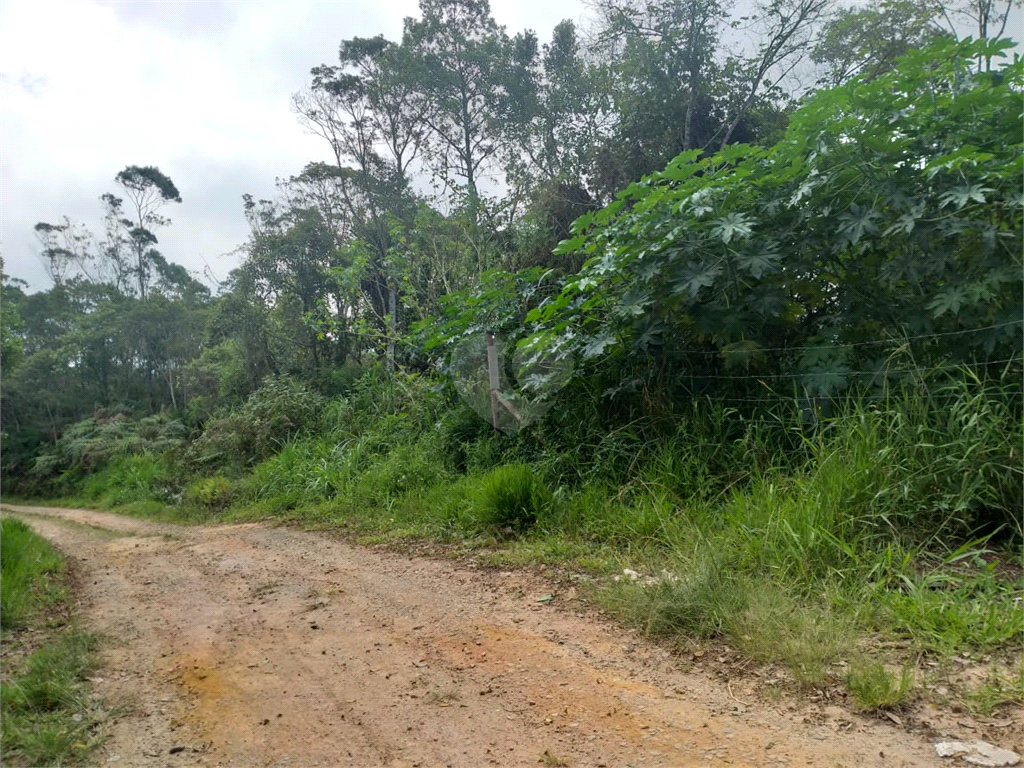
3;19;1021;724
1;519;106;766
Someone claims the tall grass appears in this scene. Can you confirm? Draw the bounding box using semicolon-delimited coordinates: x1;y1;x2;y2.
806;377;1022;542
81;453;172;507
1;518;65;630
580;374;1022;680
0;517;106;766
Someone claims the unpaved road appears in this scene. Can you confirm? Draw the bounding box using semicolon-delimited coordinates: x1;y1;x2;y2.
1;505;1011;767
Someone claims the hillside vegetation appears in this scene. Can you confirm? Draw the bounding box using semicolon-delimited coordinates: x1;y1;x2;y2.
3;22;1021;718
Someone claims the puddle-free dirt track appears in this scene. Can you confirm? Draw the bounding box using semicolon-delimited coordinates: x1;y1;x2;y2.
3;504;1014;767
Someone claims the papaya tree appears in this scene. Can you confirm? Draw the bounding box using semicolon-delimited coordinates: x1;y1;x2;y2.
524;37;1022;402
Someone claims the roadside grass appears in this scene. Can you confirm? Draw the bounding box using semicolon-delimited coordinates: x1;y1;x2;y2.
0;517;106;766
1;518;65;629
61;369;1024;715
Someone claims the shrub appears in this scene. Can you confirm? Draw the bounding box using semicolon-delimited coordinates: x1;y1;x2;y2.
184;476;236;512
30;412;186;483
185;375;326;471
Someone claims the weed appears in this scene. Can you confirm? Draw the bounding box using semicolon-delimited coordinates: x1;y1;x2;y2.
600;556;748;640
540;749;570;767
965;665;1024;716
353;437;451;504
82;453;172;508
729;583;852;689
845;660;915;712
873;562;1023;653
424;688;460;705
185;476;235;511
1;630;106;766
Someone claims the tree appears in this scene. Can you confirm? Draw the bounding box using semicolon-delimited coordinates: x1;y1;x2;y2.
715;0;831;148
584;0;802;198
939;0;1019;41
239;194;349;373
591;0;727;155
33;166;185;298
297;35;432;371
515;19;611;187
115;295;206;411
33;218;91;288
0;264;25;378
402;0;530;225
501;19;608;266
812;0;950;86
111;165;182;299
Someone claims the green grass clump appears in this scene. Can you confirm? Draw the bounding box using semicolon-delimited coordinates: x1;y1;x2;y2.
474;463;552;533
601;557;748;640
966;665;1024;716
875;572;1023;653
729;584;852;689
1;518;64;630
845;660;915;712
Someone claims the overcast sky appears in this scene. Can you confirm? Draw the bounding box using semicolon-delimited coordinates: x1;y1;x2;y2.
0;0;590;292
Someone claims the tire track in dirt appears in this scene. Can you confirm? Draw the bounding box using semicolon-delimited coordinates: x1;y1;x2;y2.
3;505;948;767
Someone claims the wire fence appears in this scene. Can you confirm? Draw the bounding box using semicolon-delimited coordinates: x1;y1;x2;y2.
592;322;1023;409
606;319;1023;358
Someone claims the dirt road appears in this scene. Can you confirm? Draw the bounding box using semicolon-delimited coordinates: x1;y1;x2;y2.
0;505;996;767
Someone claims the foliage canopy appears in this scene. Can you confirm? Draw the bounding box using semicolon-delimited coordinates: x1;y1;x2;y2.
522;37;1022;399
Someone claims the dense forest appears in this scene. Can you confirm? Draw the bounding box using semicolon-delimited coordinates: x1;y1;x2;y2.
1;0;1021;707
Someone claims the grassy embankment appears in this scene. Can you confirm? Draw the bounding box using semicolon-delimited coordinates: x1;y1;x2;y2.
25;367;1024;716
0;517;106;766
